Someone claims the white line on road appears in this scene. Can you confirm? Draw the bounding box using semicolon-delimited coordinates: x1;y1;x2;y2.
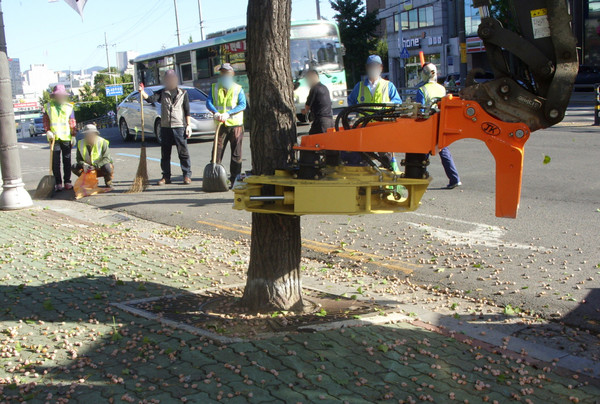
405;212;546;251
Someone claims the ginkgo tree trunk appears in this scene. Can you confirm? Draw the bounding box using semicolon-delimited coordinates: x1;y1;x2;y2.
241;0;304;312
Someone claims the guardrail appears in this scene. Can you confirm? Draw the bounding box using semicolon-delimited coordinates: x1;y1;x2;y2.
76;115;117;131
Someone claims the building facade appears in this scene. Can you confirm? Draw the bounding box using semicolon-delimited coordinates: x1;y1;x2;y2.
22;64;59;99
116;51;139;74
8;58;24;98
372;0;598;90
379;0;454;88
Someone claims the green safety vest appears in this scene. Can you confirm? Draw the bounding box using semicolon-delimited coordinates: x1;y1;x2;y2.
46;102;74;141
78;137;108;166
420;82;447;105
358;79;391;104
211;83;244;127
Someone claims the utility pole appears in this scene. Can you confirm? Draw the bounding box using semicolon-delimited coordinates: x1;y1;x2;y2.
0;0;33;210
457;0;468;85
197;0;205;41
174;0;181;46
98;33;117;103
99;32;116;83
316;0;321;20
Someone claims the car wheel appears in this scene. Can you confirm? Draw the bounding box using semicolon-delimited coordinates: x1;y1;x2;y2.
120;119;132;141
154;119;162;144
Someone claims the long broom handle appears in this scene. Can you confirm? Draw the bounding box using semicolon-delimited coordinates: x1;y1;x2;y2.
48;138;55;175
140;91;145;143
212;123;222;164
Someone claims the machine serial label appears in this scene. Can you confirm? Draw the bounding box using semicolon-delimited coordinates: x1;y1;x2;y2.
531;8;551;39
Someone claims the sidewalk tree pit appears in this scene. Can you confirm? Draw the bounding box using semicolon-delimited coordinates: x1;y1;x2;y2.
122;287;392;341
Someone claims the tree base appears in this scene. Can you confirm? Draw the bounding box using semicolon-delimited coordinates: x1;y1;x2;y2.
242;213;303;312
242;277;304;312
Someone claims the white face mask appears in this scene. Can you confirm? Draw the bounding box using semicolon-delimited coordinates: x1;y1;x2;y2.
367;67;380;81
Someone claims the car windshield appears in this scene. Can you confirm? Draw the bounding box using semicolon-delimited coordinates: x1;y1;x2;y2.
290;24;343;78
34;118;43;124
185;88;208;102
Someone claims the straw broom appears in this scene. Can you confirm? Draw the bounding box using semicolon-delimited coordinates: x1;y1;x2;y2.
127;87;149;193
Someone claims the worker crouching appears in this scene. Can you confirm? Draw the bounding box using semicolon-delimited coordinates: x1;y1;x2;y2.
71;124;114;189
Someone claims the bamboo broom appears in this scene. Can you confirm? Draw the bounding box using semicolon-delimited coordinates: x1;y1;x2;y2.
127;85;149;193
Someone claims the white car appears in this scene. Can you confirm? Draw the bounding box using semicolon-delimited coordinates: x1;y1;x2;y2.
117;86;217;142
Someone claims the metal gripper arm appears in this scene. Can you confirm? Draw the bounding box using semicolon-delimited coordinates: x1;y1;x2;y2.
463;0;578;132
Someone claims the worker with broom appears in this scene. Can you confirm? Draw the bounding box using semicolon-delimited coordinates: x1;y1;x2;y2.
43;84;77;191
206;63;247;187
71;124;114;189
139;70;193;185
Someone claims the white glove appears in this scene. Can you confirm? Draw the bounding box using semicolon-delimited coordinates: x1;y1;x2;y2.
46;131;55;142
213;113;222;122
185;126;192;138
220;113;230;123
70;137;76;147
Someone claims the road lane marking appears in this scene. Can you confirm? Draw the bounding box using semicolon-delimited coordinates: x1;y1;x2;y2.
116;153;181;167
405;212;545;251
197;219;418;275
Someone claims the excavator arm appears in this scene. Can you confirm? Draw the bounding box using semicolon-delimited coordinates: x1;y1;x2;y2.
463;0;579;131
233;0;578;219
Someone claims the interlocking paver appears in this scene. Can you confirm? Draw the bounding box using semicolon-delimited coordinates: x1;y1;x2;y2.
1;208;599;403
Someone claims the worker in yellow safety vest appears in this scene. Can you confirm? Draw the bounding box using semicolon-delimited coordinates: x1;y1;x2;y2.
348;55;403;106
417;63;462;189
72;124;114;189
206;63;247;187
43;84;77;191
345;55;403;166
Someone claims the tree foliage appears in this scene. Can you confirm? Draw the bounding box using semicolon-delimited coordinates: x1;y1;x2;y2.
490;0;517;31
330;0;380;87
74;69;133;123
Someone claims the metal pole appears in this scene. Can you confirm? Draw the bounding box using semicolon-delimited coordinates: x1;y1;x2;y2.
0;0;32;210
104;32;112;79
174;0;181;46
457;0;467;85
316;0;321;20
595;84;600;126
197;0;205;41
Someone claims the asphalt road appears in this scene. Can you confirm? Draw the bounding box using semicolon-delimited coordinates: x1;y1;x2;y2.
14;109;600;328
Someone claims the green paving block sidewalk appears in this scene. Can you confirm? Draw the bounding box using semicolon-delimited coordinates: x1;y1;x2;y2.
0;209;599;403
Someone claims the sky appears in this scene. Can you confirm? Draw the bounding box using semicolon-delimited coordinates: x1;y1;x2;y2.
5;0;336;73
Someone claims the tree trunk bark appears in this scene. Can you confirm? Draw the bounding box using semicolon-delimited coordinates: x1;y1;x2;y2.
242;0;303;312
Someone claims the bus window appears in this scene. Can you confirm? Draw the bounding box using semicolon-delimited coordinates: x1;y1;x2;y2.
223;40;247;73
196;48;210;79
138;61;159;86
228;52;246;73
180;64;193;82
208;46;223;76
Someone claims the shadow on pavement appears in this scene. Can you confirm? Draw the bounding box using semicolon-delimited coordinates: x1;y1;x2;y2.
1;276;599;402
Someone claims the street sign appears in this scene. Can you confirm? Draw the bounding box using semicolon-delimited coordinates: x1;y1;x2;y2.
106;85;124;97
400;47;410;59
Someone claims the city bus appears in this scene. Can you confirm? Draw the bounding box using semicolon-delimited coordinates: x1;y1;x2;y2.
133;20;348;120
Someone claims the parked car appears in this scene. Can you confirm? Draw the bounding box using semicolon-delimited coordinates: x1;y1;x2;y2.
117;86;216;142
29;117;45;137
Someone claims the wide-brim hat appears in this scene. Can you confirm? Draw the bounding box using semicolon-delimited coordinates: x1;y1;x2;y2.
81;124;100;136
51;84;69;97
